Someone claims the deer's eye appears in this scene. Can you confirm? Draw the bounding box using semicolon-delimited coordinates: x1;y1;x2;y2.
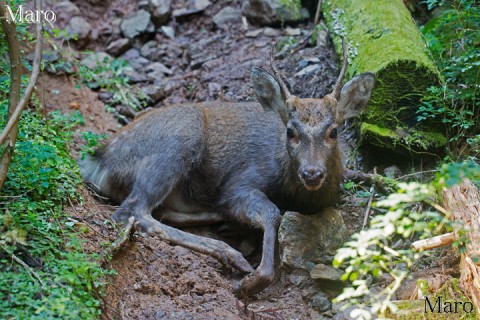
329;128;338;139
287;127;296;139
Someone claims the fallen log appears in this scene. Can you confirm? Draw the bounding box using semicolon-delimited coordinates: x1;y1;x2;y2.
442;179;480;313
323;0;444;154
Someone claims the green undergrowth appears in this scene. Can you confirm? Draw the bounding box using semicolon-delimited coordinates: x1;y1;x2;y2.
0;21;110;317
0;104;110;319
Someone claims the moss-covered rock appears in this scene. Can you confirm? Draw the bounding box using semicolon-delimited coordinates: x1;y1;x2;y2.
324;0;445;154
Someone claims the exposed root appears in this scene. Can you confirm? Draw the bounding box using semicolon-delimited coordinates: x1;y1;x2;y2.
1;245;44;286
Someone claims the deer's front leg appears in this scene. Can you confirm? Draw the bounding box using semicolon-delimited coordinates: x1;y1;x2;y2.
227;189;281;296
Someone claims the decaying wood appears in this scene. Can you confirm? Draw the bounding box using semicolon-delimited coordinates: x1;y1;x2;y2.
411;232;456;251
442;179;480;313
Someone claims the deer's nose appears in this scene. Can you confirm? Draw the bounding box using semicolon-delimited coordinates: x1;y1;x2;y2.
301;169;324;183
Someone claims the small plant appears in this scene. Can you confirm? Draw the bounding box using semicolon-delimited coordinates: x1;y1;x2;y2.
78;54;147;112
417;0;480;159
334;161;479;319
79;131;108;160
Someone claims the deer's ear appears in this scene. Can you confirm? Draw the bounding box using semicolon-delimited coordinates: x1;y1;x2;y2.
336;72;375;124
251;67;289;123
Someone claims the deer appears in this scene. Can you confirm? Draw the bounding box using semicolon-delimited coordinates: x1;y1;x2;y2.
79;40;375;296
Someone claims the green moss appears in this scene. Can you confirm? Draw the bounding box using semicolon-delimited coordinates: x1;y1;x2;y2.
324;0;443;153
361;122;447;154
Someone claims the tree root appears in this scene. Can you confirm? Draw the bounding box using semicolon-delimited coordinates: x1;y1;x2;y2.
100;216;135;263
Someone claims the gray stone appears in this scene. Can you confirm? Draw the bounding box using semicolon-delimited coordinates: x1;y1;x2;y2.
66;16;92;47
311;292;332;312
150;0;171;25
278;209;349;270
161;26;175;39
146;62;172;81
122;48;140;61
80;52;113;70
284;27;301;36
208;82;222;97
194;0;211;11
263;27;278;37
120;10;152;39
310;263;343;281
122;68;148;83
141;40;159;59
53;1;81;17
106;38;131;57
141;84;165;102
384;165;402;178
245;29;263;38
316;29;329;47
295;64;320;77
172;0;211;17
242;0;309;26
213;6;242;28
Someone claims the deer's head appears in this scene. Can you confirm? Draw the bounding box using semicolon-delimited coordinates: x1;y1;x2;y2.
251;41;375;191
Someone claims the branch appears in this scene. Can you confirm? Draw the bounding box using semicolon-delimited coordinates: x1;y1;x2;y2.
1;245;44;286
0;0;43;189
410;232;456;251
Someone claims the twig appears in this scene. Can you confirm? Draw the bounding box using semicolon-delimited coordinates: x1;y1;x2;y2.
290;31;314;55
397;169;438;181
2;245;44;286
362;184;375;229
314;0;323;25
411;232;457;251
100;216;135;262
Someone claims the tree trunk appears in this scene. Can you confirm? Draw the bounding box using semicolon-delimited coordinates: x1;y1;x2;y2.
442;179;480;313
323;0;443;155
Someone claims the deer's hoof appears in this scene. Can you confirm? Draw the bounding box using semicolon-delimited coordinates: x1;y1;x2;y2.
234;268;276;297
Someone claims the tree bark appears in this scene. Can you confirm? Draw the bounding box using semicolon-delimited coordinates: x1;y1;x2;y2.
442;179;480;313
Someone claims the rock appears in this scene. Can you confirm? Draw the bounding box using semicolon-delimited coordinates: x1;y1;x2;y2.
150;0;171;25
213;6;243;28
284;27;301;36
146;62;172;81
172;0;211;18
315;29;328;47
80;52;113;70
161;26;175;39
194;0;211;11
245;29;263;38
311;292;332;312
278;209;349;270
98;91;114;103
53;1;81;18
208;82;222;97
242;0;309;26
295;64;320;77
384;165;402;178
122;48;141;61
141;40;159;60
129;56;150;70
141;84;165;103
106;38;131;57
122;68;149;83
263;27;278;37
310;263;343;281
120;10;152;39
66;16;92;47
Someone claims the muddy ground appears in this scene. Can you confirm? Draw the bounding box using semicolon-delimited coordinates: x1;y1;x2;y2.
33;0;455;319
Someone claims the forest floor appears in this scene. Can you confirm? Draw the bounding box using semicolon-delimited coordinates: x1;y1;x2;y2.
33;0;459;319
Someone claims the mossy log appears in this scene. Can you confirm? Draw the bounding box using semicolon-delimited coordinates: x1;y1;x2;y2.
323;0;444;154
